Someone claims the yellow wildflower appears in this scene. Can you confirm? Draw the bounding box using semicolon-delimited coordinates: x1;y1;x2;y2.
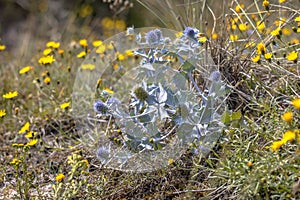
198;36;207;43
125;50;134;57
271;28;281;36
238;23;248;31
113;64;121;71
212;33;218;40
79;39;88;47
19;66;33;74
92;40;103;47
270;140;284;151
251;55;261;63
41;70;50;77
168;158;174;165
25;139;38;147
60;102;70;110
58;49;64;54
43;48;52;56
77;51;86;58
117;53;125;61
3;91;18;99
247;161;253;168
282;130;295;143
279;0;286;3
175;31;183;38
286;51;298;62
81;63;95;70
104;88;114;94
235;4;244;13
56;173;65;182
0;45;6;51
46;41;60;49
12;143;24;148
292;98;300;109
256;21;265;31
0;109;6;118
25;131;36;139
282;111;293;122
264;53;273;60
262;0;269;7
295;16;300;22
10;158;22;166
231;23;237;30
282;28;291;35
229;34;238;41
19;122;30;134
256;43;266;55
44;77;51;85
276;18;286;26
38;55;55;65
290;38;299;45
96;45;106;54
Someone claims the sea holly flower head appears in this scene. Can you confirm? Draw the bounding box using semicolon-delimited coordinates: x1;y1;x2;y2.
145;29;162;45
94;100;109;115
183;27;197;38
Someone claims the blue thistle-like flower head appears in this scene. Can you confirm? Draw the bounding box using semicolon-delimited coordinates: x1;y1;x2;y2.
94;100;109;114
146;29;162;45
184;27;196;38
154;29;162;41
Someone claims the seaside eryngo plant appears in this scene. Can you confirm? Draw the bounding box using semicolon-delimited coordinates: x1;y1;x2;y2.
72;27;228;172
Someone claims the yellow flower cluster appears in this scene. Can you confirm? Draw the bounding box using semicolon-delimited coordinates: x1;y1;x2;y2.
46;41;60;49
230;34;239;41
10;158;22;166
270;98;300;151
38;55;55;65
101;17;126;37
15;121;39;148
270;130;299;151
